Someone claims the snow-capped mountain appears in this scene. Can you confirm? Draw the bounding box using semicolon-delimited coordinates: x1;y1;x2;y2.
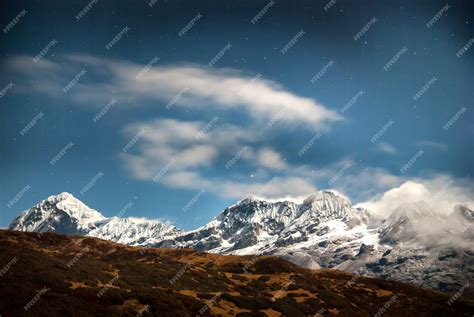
153;192;473;293
9;192;182;245
9;192;106;235
7;191;474;294
154;191;374;267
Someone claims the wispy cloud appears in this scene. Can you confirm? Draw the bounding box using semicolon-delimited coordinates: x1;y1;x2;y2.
119;117;322;199
417;140;448;150
5;54;341;127
3;53;349;200
375;142;397;155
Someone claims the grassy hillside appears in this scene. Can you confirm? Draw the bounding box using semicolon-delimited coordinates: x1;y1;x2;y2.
0;230;472;316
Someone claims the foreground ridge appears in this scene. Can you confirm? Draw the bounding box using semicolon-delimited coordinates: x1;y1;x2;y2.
0;230;472;316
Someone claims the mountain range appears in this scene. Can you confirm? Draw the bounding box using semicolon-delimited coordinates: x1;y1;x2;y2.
8;191;474;298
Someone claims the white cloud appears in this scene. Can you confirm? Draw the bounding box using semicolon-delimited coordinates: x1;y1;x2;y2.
119;117;320;199
356;175;474;217
256;148;288;170
417;140;447;150
4;54;348;200
6;54;341;127
375;142;397;155
329;166;403;201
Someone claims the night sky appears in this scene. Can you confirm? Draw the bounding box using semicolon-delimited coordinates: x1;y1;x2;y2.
1;0;473;229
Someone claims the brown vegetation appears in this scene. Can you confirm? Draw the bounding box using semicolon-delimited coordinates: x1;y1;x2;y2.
0;230;472;316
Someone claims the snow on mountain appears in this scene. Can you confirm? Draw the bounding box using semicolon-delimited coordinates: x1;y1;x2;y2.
154;192;473;293
88;217;183;246
7;191;474;293
155;190;375;267
9;192;182;245
9;192;105;235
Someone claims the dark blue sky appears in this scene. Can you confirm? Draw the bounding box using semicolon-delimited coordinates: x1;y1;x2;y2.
1;0;473;229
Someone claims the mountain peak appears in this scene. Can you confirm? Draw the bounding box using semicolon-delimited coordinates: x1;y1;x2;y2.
238;194;263;205
303;190;351;205
9;193;181;245
9;192;105;235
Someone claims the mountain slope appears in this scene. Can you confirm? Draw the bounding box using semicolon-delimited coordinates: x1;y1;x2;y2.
8;191;474;297
9;192;182;246
1;230;472;316
9;192;105;235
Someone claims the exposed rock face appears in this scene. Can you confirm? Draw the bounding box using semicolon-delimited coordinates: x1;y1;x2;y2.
9;191;474;295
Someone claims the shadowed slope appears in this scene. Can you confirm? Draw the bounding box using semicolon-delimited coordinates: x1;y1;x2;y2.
0;230;472;316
